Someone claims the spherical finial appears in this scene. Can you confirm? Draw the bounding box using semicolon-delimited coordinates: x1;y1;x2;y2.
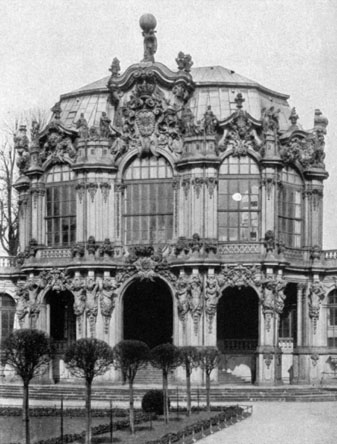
139;13;157;32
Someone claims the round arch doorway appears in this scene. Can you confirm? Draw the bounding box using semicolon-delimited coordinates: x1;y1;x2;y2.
123;278;173;349
217;286;259;383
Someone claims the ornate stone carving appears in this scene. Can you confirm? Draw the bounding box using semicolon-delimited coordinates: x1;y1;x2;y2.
140;14;157;62
98;238;114;257
134;257;157;281
99;277;118;334
75;182;86;203
289;107;299;127
311;245;322;261
263;353;273;369
86;236;98;256
86;182;98;202
219;102;262;155
205;177;218;198
109;57;121;78
85;277;99;337
192;177;205;198
261;177;276;200
71;243;85;259
202;106;218;136
14;125;30;173
175;275;190;322
261;106;280;135
69;275;86;316
15;283;29;328
308;280;325;333
181;178;191;198
40;130;76;165
311;354;319;367
264;230;275;254
274;279;287;314
205;275;220;333
176;51;193;72
75;114;89;139
220;264;261;289
100;182;111;203
99;112;111;138
189;274;203;335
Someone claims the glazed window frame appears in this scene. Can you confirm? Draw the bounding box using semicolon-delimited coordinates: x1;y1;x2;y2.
278;167;303;249
328;291;337;348
0;294;15;343
217;156;260;243
45;165;76;247
123;156;174;245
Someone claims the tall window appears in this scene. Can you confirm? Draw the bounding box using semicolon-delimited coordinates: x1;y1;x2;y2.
123;156;173;244
278;167;303;248
45;165;76;246
0;294;15;343
218;156;260;242
328;290;337;348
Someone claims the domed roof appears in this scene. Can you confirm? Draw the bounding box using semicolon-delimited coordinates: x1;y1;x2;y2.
59;64;291;131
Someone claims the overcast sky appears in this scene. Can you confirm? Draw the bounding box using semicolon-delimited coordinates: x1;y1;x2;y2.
1;0;336;248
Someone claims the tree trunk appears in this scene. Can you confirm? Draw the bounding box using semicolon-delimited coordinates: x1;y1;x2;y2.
163;371;169;424
129;379;135;434
85;379;92;444
186;371;191;416
23;382;30;444
206;373;211;412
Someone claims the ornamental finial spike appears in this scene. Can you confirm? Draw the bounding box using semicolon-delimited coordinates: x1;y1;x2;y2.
139;13;157;62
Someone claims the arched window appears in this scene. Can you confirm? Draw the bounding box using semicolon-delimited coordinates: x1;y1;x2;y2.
0;294;15;342
218;156;260;242
45;165;76;246
123;156;173;244
328;290;337;348
278;167;303;248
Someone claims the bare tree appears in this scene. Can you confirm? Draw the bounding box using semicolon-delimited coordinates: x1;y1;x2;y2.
179;346;200;416
64;338;114;444
198;346;220;412
2;329;53;444
113;340;150;434
150;343;181;424
0;108;49;256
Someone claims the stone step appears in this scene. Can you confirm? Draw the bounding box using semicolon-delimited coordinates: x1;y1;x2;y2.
1;384;337;403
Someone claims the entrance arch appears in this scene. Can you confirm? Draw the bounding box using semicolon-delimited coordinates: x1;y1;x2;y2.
46;290;76;382
123;278;173;349
217;286;259;383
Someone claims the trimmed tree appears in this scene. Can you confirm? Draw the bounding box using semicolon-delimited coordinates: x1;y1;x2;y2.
198;346;220;411
2;329;53;444
113;340;150;434
64;338;114;444
179;346;200;416
150;343;181;423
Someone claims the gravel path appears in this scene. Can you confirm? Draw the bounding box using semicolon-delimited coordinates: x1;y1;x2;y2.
201;402;337;444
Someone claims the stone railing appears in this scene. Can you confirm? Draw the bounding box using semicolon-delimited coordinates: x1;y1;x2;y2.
38;248;72;259
278;337;294;350
0;256;16;268
324;250;337;260
217;242;262;256
220;339;258;351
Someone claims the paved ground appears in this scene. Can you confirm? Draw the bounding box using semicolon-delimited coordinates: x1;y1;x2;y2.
201;402;337;444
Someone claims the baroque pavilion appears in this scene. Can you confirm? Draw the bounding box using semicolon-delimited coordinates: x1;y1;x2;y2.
1;13;337;386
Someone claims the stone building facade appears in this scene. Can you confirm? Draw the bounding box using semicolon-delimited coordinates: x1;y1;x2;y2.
1;14;337;385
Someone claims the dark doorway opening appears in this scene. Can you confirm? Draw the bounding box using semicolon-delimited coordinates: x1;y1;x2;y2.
278;283;297;345
217;286;259;352
123;278;173;349
46;290;76;383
